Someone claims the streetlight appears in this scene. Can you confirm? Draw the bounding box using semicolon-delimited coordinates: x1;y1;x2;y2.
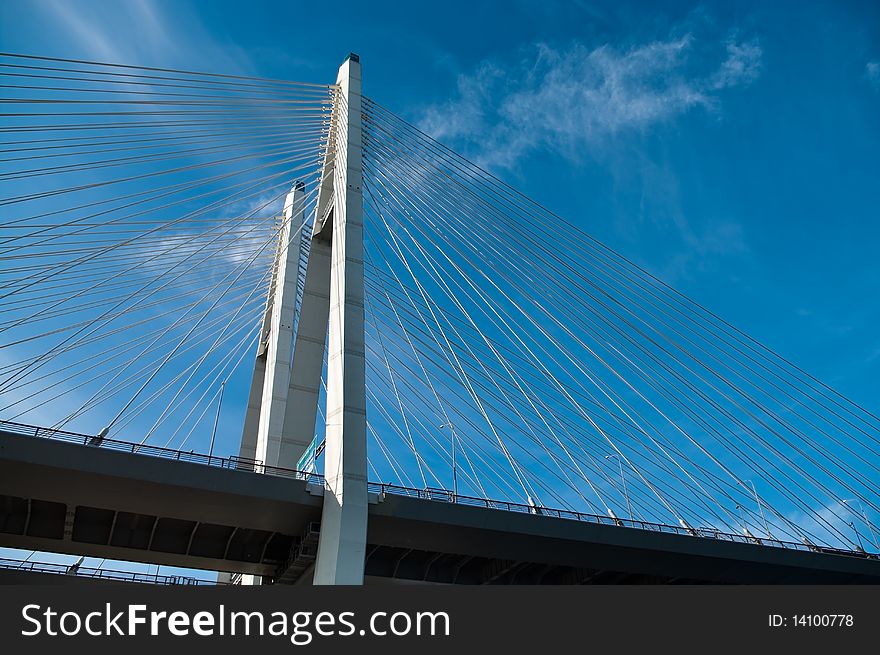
843;499;878;551
208;381;225;459
735;504;759;541
605;454;633;521
745;479;771;538
848;522;865;552
439;423;457;499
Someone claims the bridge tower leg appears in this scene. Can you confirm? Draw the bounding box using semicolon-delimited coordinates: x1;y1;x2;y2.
236;54;367;585
239;183;307;468
311;53;368;585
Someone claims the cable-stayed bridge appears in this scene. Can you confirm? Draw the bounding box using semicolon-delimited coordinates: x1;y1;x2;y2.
0;52;878;585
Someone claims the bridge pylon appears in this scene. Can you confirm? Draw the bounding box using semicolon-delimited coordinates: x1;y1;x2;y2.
237;54;367;585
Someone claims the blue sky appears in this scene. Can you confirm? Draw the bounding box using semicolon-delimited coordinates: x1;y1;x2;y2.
0;0;879;568
2;0;878;411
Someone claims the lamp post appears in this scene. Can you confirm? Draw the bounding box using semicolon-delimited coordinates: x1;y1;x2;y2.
440;423;457;499
745;479;771;537
208;381;224;459
735;504;758;541
848;521;865;551
843;498;878;551
605;454;632;521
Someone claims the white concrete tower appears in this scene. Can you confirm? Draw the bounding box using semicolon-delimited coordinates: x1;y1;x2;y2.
312;53;368;585
239;182;307;468
234;182;306;587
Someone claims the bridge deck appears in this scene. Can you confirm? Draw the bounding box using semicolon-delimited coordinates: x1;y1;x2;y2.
1;425;879;584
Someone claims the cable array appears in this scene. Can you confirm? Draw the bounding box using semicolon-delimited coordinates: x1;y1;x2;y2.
359;98;880;552
0;53;334;449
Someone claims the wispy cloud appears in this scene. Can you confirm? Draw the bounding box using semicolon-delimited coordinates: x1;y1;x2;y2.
710;37;763;90
43;0;120;63
867;61;880;89
39;0;253;74
419;33;762;168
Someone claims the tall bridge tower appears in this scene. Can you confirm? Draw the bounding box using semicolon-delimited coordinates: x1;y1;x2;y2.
240;54;367;585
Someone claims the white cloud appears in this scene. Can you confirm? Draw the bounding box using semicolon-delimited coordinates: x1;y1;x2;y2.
419;34;762;168
39;0;253;74
43;0;121;63
710;37;763;89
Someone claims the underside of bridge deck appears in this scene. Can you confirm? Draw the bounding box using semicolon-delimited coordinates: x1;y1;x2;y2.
2;429;879;585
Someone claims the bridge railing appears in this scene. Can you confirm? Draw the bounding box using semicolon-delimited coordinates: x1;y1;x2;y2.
0;557;221;585
365;482;875;559
2;419;874;560
0;419;319;481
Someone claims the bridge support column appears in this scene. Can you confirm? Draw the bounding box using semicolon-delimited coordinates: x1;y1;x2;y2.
312;54;367;585
252;183;307;469
280;230;331;467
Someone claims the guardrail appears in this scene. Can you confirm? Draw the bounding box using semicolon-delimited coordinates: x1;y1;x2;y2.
1;419;875;561
365;482;876;559
0;419;320;481
0;557;221;585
